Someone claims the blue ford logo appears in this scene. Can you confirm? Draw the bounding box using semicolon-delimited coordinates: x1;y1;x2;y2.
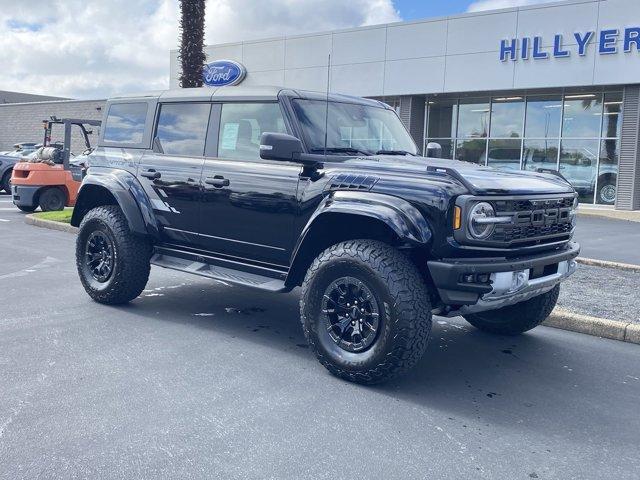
202;60;246;87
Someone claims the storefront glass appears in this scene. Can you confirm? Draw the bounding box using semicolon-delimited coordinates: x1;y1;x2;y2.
425;91;622;205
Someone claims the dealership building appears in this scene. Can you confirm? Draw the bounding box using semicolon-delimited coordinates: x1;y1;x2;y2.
170;0;640;210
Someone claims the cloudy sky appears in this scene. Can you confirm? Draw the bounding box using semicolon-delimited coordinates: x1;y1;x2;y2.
0;0;555;99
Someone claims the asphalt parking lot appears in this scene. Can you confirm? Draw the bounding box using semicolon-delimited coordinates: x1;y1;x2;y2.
1;194;640;480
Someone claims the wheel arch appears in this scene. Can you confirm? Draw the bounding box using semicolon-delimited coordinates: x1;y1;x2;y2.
71;169;158;238
286;192;432;288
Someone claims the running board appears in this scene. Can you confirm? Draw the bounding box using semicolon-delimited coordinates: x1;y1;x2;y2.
151;250;290;293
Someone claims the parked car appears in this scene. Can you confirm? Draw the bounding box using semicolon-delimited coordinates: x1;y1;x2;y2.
0;143;40;193
483;146;617;204
71;87;580;384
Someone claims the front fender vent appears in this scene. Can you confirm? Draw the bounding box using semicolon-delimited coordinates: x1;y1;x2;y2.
325;173;379;192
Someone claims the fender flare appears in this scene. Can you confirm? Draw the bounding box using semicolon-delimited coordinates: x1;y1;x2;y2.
71;168;159;238
287;191;432;285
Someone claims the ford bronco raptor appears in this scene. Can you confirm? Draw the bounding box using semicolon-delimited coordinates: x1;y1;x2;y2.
72;87;579;384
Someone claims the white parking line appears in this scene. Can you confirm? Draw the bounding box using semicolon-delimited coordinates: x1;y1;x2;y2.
0;219;9;222
0;208;17;211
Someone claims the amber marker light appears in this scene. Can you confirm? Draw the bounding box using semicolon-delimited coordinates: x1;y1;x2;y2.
453;206;462;230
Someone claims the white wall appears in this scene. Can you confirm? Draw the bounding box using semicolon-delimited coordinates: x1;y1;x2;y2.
170;0;640;96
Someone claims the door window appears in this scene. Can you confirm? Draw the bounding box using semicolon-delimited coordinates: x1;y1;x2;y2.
218;103;287;159
155;103;211;156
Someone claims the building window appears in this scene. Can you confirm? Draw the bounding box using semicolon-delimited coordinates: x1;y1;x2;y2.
424;91;622;205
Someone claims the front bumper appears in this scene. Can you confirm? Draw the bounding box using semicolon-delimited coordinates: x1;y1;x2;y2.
11;184;39;207
428;242;580;316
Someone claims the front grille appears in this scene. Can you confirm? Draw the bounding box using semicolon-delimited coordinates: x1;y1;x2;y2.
492;222;573;243
490;195;575;246
455;193;577;248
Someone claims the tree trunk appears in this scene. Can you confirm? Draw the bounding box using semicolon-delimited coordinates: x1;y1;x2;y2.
179;0;206;88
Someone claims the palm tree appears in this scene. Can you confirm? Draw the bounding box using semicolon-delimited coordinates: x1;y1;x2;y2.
178;0;206;88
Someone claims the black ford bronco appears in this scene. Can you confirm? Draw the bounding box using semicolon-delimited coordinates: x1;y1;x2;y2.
72;86;579;384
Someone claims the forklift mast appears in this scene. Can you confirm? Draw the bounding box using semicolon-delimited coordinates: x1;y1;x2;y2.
41;117;102;169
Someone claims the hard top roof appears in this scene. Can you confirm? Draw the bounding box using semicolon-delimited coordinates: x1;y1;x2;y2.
107;86;387;108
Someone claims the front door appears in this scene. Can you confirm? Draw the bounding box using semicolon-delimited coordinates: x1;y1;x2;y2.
198;102;301;266
137;102;212;247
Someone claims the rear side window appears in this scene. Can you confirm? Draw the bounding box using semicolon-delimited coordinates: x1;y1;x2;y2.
155;103;211;156
218;103;286;160
103;103;148;144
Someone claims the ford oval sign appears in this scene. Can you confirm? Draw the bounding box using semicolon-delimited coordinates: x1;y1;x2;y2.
202;60;246;87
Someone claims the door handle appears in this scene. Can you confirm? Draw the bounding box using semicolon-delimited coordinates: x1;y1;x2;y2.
141;169;161;180
205;176;230;188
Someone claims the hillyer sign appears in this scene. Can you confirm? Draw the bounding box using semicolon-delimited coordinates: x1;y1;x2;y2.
500;27;640;61
202;60;246;87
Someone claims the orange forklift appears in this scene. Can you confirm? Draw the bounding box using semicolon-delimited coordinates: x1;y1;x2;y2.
11;117;101;212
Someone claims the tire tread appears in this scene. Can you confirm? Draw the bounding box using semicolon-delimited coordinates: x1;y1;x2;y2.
300;240;432;384
76;205;151;304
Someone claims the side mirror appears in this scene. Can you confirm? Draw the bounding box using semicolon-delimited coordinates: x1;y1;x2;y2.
426;142;442;158
260;132;303;162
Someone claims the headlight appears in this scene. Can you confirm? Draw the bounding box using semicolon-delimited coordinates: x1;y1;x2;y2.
468;202;496;239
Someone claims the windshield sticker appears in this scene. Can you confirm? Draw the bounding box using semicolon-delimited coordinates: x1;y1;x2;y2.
221;123;239;150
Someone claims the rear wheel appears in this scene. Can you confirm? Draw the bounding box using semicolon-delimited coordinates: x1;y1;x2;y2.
464;285;560;335
300;240;432;384
39;187;65;211
1;170;11;193
597;175;616;205
76;205;152;304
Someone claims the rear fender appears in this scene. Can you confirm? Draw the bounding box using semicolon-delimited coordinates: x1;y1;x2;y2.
71;168;159;238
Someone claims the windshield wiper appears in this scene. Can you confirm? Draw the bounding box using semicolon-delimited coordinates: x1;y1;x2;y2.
310;147;371;156
375;149;417;156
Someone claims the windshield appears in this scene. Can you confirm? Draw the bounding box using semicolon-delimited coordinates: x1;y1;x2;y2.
292;99;417;156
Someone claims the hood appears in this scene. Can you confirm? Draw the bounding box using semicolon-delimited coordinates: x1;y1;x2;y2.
338;154;575;196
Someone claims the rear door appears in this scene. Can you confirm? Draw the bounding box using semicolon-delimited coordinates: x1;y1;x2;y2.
198;102;301;266
138;102;212;247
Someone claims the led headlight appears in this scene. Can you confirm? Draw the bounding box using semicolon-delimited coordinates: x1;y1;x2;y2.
468;202;496;239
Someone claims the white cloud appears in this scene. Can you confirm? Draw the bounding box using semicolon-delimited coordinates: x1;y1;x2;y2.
0;0;400;100
467;0;558;12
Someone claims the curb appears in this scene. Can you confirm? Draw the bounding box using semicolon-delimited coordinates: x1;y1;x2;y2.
544;308;640;345
577;209;640;223
576;257;640;273
25;215;78;234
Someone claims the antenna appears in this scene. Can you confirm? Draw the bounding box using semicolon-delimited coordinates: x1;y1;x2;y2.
323;54;331;158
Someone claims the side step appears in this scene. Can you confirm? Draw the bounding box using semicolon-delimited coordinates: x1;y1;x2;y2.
151;251;290;293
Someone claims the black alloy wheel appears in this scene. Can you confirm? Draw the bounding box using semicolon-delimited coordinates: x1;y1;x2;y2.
85;231;115;283
322;276;380;353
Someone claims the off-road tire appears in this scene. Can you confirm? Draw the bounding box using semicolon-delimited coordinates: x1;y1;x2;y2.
39;187;65;212
464;285;560;335
300;240;432;384
17;205;37;213
1;170;11;193
76;205;151;305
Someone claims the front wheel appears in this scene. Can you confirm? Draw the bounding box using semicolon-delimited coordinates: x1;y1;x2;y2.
39;187;65;211
464;285;560;335
300;240;432;385
76;205;152;304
